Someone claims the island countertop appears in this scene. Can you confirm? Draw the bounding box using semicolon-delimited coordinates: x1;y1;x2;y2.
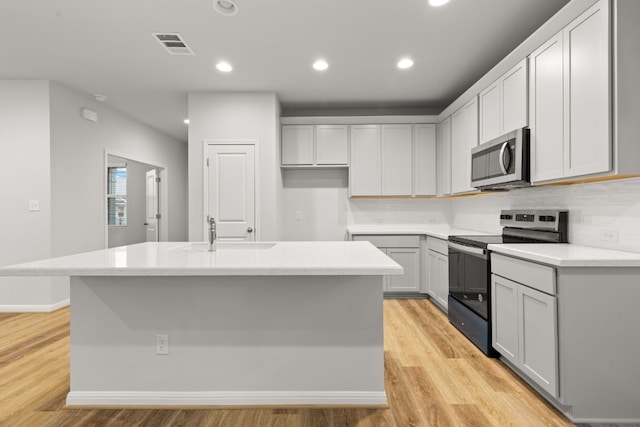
0;241;403;277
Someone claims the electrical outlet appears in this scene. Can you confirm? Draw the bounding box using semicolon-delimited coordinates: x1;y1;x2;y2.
155;334;169;355
295;211;303;221
600;229;618;243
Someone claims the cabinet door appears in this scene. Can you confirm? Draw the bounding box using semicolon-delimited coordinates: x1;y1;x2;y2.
414;124;436;196
501;58;528;133
386;248;420;293
563;1;611;178
435;253;449;309
349;125;381;196
381;124;413;196
491;274;519;365
427;250;438;300
530;33;564;182
281;125;314;165
316;125;348;165
451;98;478;194
518;284;559;398
436;117;452;196
479;80;501;143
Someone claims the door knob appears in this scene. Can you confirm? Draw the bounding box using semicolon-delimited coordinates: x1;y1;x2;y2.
143;223;149;226
247;227;253;233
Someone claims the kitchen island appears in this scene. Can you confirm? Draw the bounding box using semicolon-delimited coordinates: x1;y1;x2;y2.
0;241;402;407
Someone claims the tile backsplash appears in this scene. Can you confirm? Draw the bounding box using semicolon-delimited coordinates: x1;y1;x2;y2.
349;177;640;253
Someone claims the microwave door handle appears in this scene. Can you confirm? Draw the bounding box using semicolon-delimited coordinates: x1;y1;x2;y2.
499;142;509;174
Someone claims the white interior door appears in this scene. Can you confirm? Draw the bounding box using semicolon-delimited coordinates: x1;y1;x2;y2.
206;144;256;241
145;169;159;242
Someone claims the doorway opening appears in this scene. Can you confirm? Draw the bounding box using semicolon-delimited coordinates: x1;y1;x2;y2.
104;152;168;248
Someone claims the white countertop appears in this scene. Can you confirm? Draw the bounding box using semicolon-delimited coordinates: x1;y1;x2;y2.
0;241;403;277
346;223;492;240
489;243;640;267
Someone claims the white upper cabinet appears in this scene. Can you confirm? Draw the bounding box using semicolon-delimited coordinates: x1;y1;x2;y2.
414;124;437;196
281;124;348;167
281;125;314;165
479;59;528;144
451;97;478;194
529;0;610;183
436;117;452;197
316;125;348;165
502;60;528;133
349;125;381;196
381;124;413;196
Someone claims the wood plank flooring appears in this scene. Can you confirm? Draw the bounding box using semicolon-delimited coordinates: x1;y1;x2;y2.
0;300;575;426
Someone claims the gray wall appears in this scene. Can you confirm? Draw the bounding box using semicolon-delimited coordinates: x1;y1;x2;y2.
0;80;189;311
0;80;54;309
187;92;282;241
49;82;188;258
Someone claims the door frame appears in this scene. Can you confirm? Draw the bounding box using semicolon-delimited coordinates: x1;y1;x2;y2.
103;150;169;248
203;140;259;242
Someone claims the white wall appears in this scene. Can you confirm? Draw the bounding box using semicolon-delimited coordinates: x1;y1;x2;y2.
187;92;281;241
107;155;152;248
49;82;188;258
282;169;350;241
0;81;55;310
0;80;188;311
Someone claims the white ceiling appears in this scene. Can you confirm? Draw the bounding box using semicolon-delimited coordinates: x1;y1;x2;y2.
0;0;570;142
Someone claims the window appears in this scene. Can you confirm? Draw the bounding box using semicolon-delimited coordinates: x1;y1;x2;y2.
107;166;127;226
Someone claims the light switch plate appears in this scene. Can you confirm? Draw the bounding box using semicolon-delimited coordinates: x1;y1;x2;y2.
28;200;40;212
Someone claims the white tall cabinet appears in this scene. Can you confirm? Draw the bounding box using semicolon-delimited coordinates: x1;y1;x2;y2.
450;97;478;194
413;124;437;196
380;124;413;196
529;0;610;183
349;123;436;197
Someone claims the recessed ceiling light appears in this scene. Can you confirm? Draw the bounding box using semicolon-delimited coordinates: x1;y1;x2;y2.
429;0;450;6
313;60;329;71
397;58;414;69
183;119;190;125
93;94;107;102
216;61;233;72
213;0;239;16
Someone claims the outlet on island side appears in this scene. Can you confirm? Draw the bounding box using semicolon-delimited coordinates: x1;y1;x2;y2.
155;334;169;355
600;229;618;243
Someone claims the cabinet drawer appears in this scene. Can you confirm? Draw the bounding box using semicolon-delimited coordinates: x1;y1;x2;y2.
492;253;556;295
426;237;448;255
352;234;419;248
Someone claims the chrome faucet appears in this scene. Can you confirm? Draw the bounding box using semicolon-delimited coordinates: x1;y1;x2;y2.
208;217;217;252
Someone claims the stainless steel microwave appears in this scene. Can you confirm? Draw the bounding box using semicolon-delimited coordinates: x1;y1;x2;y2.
471;128;530;190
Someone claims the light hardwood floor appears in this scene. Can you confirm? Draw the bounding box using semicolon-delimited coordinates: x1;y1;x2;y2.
0;299;575;426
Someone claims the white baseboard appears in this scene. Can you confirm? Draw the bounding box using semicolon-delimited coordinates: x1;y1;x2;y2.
66;390;388;406
0;298;70;313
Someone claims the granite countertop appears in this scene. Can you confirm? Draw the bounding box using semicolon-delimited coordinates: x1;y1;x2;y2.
346;223;493;240
0;241;403;277
488;243;640;267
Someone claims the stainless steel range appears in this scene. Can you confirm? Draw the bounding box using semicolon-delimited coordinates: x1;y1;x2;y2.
447;209;568;356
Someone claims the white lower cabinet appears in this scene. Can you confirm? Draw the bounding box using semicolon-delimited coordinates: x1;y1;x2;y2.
352;234;421;295
426;237;449;310
491;254;558;398
386;248;420;293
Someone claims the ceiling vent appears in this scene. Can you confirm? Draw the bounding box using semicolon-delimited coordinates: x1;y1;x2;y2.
151;33;194;55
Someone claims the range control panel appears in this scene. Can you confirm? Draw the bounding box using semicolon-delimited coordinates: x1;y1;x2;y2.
499;209;568;232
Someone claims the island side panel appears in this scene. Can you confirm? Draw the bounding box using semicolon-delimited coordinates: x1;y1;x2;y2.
68;275;385;406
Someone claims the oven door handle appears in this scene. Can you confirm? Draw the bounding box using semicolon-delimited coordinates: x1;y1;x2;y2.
448;242;488;258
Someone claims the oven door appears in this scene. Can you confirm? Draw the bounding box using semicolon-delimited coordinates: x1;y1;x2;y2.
448;242;489;320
